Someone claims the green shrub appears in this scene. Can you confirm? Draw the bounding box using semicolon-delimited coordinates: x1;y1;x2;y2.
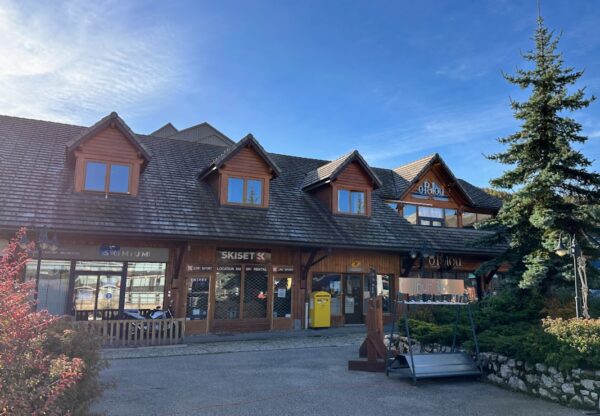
398;287;600;370
43;319;109;415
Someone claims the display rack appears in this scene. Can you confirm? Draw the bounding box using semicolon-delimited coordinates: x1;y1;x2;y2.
386;278;481;384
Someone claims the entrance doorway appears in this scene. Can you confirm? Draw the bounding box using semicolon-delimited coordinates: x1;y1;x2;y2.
344;274;363;324
212;265;270;332
73;272;121;320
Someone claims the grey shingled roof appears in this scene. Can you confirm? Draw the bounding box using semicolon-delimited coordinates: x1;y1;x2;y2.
0;114;503;255
302;150;383;191
151;123;178;138
168;122;235;147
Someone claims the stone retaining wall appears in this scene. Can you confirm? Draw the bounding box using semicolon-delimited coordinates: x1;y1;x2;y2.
479;353;600;410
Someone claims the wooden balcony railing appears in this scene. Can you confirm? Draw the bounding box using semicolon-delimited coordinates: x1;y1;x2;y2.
73;318;185;348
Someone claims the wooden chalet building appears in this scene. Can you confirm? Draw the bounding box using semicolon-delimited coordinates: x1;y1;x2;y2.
0;112;504;334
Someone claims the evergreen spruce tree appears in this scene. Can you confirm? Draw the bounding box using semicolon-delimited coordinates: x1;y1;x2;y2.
479;16;600;289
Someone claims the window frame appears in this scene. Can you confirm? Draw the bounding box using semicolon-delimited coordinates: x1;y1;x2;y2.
334;186;369;216
83;159;132;194
223;174;267;208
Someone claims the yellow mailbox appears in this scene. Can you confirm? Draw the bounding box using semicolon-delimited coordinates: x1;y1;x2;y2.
309;291;331;328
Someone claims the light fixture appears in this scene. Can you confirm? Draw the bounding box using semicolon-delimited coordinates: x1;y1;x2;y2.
554;234;568;257
18;233;29;250
410;248;418;259
38;228;50;250
49;233;59;253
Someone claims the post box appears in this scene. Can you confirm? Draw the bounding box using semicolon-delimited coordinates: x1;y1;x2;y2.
309;291;331;328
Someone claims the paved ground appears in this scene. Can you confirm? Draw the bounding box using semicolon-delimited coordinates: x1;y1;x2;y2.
95;336;586;416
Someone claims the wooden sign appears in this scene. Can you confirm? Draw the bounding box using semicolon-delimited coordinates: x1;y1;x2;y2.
398;277;464;296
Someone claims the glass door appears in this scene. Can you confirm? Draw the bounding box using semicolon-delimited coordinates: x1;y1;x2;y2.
344;274;363;324
73;273;121;320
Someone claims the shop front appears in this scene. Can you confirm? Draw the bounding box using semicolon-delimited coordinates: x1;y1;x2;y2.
183;246;297;334
23;242;171;321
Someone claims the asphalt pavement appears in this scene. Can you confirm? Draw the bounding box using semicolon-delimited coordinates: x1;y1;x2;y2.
94;343;585;416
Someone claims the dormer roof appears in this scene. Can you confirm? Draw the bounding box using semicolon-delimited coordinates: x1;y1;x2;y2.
197;133;281;180
66;112;152;162
393;152;474;205
302;150;383;191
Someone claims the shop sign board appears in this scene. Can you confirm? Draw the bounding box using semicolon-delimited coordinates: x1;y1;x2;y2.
41;244;169;262
428;254;463;268
217;249;271;263
398;277;464;296
412;179;449;201
273;265;294;273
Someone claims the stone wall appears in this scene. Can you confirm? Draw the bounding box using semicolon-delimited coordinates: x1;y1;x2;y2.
479;353;600;410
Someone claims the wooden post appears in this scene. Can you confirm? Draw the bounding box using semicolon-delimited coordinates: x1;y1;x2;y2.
348;295;388;372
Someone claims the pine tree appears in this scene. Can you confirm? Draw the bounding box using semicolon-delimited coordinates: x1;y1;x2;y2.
479;16;600;289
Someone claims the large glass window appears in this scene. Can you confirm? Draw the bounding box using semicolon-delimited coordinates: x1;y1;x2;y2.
243;266;268;318
463;212;492;228
186;277;210;320
337;189;366;215
312;273;342;315
363;274;392;313
445;209;458;228
246;179;263;205
227;177;244;203
273;276;292;318
418;206;444;227
108;164;131;193
403;204;418;224
84;162;106;191
25;260;70;315
125;262;166;311
84;161;131;193
227;177;264;206
215;268;241;319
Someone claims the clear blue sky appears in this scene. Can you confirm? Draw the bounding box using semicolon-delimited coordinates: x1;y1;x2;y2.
1;0;599;187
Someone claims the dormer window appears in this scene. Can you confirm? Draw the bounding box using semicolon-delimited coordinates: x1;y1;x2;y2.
226;176;264;206
337;189;366;215
84;161;131;194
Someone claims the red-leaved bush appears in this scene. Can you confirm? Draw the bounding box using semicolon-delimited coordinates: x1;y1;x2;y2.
0;228;92;415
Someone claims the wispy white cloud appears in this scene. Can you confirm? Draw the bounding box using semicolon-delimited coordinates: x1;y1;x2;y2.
358;102;516;165
0;0;182;124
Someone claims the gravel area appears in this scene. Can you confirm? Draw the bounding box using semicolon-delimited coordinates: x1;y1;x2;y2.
95;335;585;416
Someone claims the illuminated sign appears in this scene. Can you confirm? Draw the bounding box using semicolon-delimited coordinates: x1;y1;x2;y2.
428;254;463;268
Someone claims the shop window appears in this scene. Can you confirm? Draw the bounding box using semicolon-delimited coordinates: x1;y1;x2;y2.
215;269;241;319
418;206;444;227
273;276;292;318
463;212;493;228
403;204;418;224
25;260;70;315
312;273;342;315
337;189;366;215
363;274;392;313
186;277;210;320
75;261;123;272
226;177;264;206
445;209;458;228
125;262;166;312
243;266;268;318
84;161;131;194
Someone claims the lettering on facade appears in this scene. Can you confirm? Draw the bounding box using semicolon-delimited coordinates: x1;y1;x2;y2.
428;254;463;268
187;264;213;272
273;266;294;273
413;180;449;201
217;249;271;263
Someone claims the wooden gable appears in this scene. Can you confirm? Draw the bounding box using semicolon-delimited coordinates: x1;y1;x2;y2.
402;161;472;210
334;161;375;189
220;146;272;177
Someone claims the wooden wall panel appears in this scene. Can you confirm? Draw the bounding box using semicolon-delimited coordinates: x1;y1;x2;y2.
335;161;374;188
221;147;272;176
80;126;140;161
